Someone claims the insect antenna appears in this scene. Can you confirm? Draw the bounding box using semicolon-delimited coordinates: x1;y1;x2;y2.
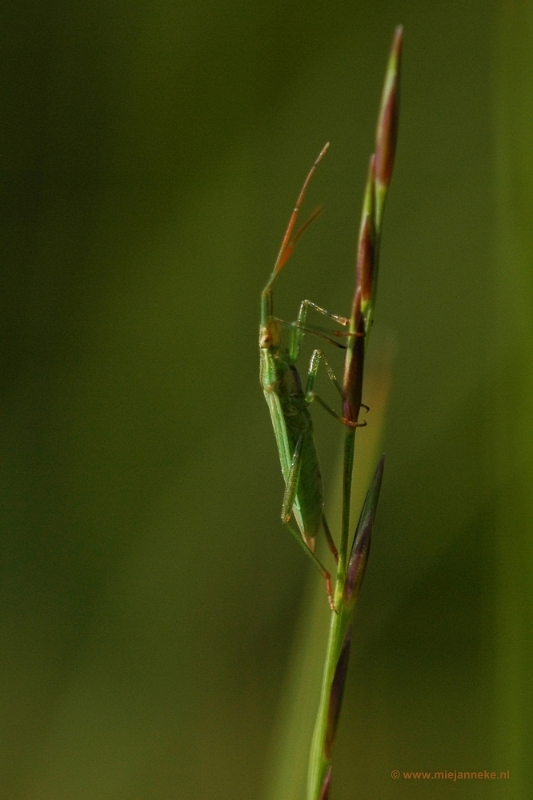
262;142;330;298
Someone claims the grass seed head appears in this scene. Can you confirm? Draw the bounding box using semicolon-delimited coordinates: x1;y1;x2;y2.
374;25;403;227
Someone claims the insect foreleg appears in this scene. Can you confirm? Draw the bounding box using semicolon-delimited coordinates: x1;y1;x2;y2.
297;299;350;332
290;299;349;361
279;319;348;350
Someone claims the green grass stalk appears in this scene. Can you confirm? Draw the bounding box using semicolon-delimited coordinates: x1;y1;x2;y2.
305;27;402;800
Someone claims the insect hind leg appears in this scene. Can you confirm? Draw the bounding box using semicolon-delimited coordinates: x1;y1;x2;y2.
322;513;339;564
282;516;337;613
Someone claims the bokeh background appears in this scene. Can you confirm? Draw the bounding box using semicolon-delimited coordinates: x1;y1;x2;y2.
1;0;532;798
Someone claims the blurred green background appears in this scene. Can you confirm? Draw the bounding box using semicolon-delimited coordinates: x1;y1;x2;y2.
1;0;532;798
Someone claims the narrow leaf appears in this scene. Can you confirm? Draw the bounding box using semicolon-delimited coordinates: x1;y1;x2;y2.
324;627;352;760
319;766;332;800
344;455;385;609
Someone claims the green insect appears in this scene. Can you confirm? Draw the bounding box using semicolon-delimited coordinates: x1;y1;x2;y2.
259;144;365;608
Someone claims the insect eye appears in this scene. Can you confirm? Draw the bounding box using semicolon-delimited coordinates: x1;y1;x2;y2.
260;332;272;348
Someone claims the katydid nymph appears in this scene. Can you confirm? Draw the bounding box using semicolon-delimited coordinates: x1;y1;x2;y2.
259;143;366;610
